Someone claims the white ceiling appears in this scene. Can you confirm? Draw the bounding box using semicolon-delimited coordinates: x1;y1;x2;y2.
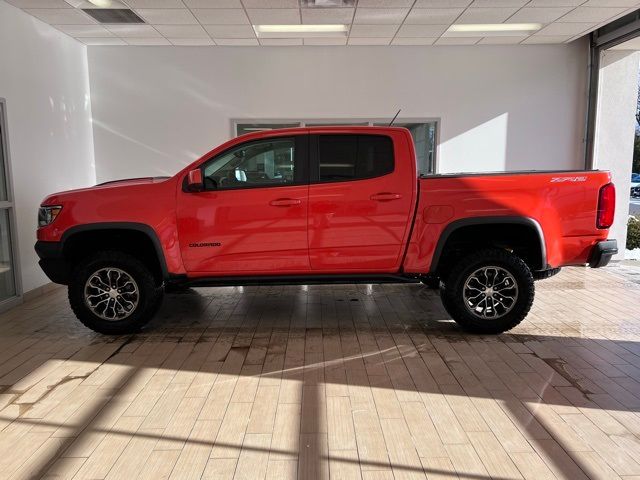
4;0;640;46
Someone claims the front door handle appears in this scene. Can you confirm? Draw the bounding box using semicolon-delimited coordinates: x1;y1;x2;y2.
270;198;302;207
370;192;402;201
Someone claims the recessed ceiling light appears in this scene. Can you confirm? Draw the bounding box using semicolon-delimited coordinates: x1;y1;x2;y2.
253;24;348;38
87;0;113;6
447;23;542;36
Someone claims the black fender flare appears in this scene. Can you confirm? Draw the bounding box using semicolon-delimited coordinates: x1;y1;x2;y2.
429;216;547;273
60;222;169;279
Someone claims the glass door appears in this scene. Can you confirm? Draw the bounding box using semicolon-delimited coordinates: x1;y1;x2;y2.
0;100;17;307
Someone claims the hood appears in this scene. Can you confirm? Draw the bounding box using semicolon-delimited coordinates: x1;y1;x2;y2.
95;176;170;187
41;176;171;205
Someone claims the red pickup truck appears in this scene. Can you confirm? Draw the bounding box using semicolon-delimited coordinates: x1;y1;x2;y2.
35;127;617;335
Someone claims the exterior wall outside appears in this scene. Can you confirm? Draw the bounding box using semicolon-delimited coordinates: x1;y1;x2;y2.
87;42;589;183
0;1;96;293
593;49;640;256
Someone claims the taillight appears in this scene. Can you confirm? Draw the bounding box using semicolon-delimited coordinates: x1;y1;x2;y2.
597;183;615;229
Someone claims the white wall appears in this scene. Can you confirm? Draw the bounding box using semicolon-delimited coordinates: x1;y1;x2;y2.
88;42;588;182
593;49;640;256
0;1;96;293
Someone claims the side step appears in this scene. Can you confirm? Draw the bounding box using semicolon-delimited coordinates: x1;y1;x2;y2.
173;274;422;288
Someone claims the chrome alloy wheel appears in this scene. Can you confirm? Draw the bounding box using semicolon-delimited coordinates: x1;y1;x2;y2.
463;266;518;319
84;268;139;321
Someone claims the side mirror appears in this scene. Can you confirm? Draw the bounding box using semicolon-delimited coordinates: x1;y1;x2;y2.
185;169;204;192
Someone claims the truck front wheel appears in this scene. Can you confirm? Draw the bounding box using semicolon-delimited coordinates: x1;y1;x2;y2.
68;251;163;334
440;248;534;334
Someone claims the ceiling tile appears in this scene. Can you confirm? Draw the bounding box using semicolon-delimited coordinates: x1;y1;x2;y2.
124;0;185;7
405;8;463;24
241;0;298;7
169;37;215;44
182;0;241;6
522;34;574;43
508;7;574;24
349;24;399;36
456;7;519;23
80;37;127;44
107;24;161;36
478;35;528;43
353;8;408;24
413;0;472;6
582;0;639;6
535;22;595;35
356;0;412;6
213;38;259;45
348;37;392;44
204;24;256;37
24;8;95;24
436;36;481;44
260;38;303;45
469;0;527;6
137;8;198;24
191;8;248;24
391;37;436;44
558;6;627;22
303;37;347;44
396;24;448;37
525;0;583;5
154;24;209;37
246;9;300;24
301;8;354;24
126;37;171;44
5;0;71;7
55;24;114;36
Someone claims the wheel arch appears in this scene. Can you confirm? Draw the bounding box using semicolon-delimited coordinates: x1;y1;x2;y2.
430;216;547;274
61;222;169;283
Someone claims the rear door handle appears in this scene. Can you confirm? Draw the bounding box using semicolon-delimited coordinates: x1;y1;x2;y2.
370;192;402;201
269;198;302;207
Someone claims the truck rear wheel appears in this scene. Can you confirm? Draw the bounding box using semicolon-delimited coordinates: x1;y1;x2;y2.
440;248;534;334
68;251;163;335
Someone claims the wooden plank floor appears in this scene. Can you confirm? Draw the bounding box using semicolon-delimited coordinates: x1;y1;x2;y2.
1;264;640;479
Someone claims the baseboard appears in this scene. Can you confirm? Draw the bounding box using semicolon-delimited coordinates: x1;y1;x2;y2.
22;282;64;303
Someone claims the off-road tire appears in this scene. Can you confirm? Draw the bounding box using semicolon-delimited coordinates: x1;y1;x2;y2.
440;248;534;334
533;267;561;281
68;250;163;334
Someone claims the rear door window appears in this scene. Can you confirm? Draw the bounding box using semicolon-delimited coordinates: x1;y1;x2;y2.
317;135;394;182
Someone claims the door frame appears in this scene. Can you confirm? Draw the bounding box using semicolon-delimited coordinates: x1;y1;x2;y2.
0;99;23;313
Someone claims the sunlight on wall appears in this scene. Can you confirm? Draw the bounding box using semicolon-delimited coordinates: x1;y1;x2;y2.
440;113;509;174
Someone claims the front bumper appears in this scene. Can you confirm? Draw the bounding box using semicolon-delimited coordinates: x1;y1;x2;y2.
34;241;70;284
588;239;618;268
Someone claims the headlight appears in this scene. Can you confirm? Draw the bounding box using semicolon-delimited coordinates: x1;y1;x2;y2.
38;205;62;227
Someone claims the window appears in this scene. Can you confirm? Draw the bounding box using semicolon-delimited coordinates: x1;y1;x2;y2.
0;210;15;303
373;122;436;176
318;135;394;182
233;119;438;174
202;138;296;190
0;100;16;306
236;123;299;136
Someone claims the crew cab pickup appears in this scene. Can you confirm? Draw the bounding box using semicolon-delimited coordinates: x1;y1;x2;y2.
35;127;617;335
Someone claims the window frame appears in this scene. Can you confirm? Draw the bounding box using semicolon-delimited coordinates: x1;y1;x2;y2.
0;98;22;313
197;134;309;192
231;118;440;174
309;133;396;185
